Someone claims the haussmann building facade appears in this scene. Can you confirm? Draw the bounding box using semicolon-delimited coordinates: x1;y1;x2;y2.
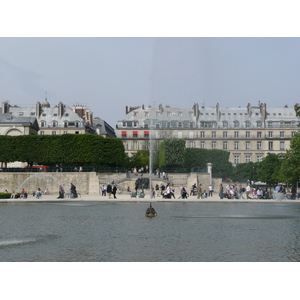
116;102;300;165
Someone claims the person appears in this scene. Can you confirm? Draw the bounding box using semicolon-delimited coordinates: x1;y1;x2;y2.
44;188;49;195
10;191;16;198
155;184;160;197
239;185;245;199
70;183;78;198
208;185;213;197
197;184;202;199
127;186;131;193
106;183;112;199
190;183;196;196
291;185;297;200
170;185;175;199
4;189;8;193
57;185;64;199
202;190;208;199
181;187;188;199
219;184;224;199
36;188;42;199
102;185;107;196
246;184;251;199
112;185;117;199
20;188;27;199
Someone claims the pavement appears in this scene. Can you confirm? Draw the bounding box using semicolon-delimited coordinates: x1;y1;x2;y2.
1;192;300;203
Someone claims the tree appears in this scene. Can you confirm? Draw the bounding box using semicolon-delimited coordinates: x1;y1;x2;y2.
280;132;300;184
256;153;283;185
159;138;186;168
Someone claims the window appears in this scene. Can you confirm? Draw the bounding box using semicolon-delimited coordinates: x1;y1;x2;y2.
257;131;262;138
200;131;205;138
223;131;227;138
41;121;46;128
52;131;57;135
63;131;68;134
122;131;127;138
246;141;251;149
234;131;239;138
133;131;138;138
54;113;57;116
171;121;177;128
183;121;189;128
212;141;216;149
256;121;262;128
52;121;57;127
42;113;46;117
190;122;194;128
280;141;285;151
234;141;239;150
245;121;251;128
245;155;251;163
269;142;273;150
31;112;35;116
188;141;196;148
223;121;228;128
257;141;262;150
292;131;296;137
144;131;149;138
189;131;194;138
246;131;250;138
200;141;205;149
256;156;263;162
234;120;239;128
212;131;216;138
280;131;285;138
268;131;273;138
223;142;228;150
40;131;45;135
127;121;133;127
178;131;183;138
162;121;167;128
234;156;240;165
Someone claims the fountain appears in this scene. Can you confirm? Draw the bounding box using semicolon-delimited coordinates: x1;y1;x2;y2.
16;173;59;194
149;119;155;200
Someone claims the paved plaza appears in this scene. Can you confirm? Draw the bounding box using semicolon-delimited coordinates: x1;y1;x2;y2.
1;192;300;203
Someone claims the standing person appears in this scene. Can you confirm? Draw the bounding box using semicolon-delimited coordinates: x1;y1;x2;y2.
112;185;117;199
101;185;107;196
291;185;297;200
208;184;213;197
170;185;176;199
239;185;245;199
246;183;251;199
36;188;42;199
107;183;112;199
197;184;202;199
70;183;78;198
155;184;160;197
219;184;224;199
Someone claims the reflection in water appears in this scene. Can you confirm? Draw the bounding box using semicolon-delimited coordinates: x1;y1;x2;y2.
0;202;300;262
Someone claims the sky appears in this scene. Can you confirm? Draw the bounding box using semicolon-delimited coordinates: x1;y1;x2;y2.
1;37;300;128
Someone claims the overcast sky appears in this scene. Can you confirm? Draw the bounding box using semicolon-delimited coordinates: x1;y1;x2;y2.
1;37;300;128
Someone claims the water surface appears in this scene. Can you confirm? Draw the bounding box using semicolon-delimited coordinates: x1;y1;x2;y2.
1;202;300;261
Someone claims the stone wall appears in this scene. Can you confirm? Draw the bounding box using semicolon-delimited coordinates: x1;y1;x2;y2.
0;172;99;195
